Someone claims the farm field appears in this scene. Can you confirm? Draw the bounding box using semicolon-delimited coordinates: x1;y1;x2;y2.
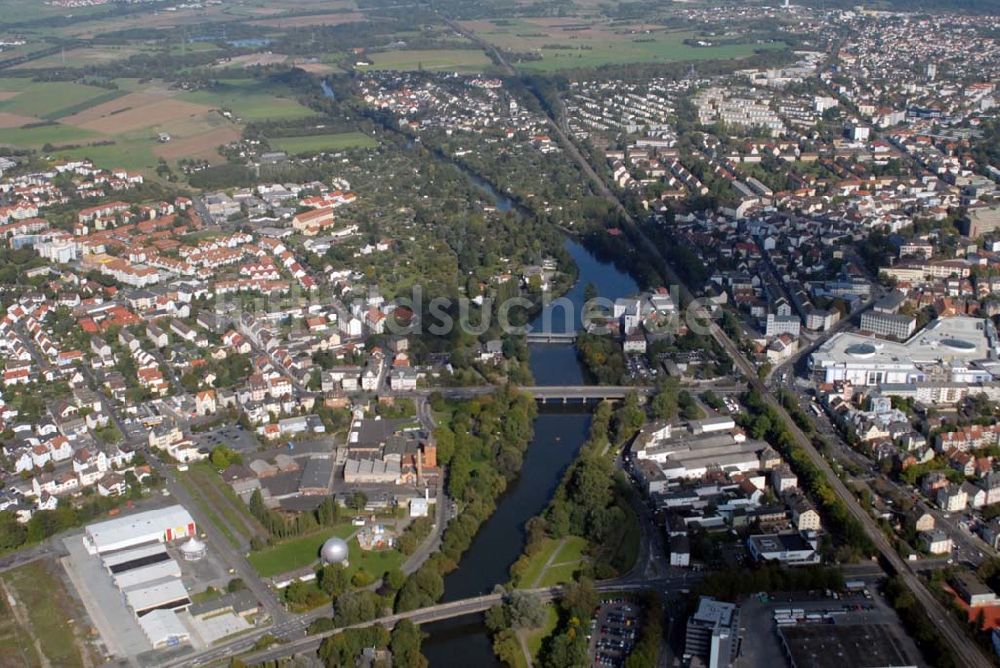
12;45;143;70
360;48;493;73
180;79;316;121
249;11;365;28
0;560;96;668
0;78;121;120
460;19;786;71
270;131;377;154
0;123;100;148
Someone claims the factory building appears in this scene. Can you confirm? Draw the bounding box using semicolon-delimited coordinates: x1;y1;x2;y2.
84;505;196;555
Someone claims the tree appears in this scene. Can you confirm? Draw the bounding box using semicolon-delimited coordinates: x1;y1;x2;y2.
506;591;546;630
349;491;368;513
650;377;680;421
226;578;246;593
389;619;427;668
318;564;350;598
333;590;381;626
209;445;240;470
383;567;406;592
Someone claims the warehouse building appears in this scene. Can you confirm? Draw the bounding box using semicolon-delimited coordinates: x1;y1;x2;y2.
84;505;196;555
137;609;191;649
102;543;171;574
124;578;191;617
113;559;182;590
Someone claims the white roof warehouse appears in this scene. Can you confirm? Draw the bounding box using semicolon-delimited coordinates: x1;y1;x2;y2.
84;505;196;555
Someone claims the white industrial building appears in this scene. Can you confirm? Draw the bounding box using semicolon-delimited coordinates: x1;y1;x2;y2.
103;543;171;574
631;418;765;481
124;578;191;617
84;505;196;555
113;559;182;590
137;609;191;649
809;316;998;386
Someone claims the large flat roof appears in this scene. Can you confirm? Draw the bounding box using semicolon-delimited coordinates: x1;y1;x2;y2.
779;623;916;668
124;578;190;613
811;316;994;368
86;505;194;552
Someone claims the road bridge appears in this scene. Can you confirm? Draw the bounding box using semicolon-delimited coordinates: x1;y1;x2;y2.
241;577;692;666
524;331;579;343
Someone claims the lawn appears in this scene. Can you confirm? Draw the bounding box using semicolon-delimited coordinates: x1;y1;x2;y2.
539;562;582;587
248;525;356;578
1;560;92;667
360;48;493;73
180;79;316;121
270;131;377;154
516;538;562;587
525;604;559;660
0;124;101;148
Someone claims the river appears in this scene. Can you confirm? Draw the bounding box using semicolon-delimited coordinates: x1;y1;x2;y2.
420;168;638;665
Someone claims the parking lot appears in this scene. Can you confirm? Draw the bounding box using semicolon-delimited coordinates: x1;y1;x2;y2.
588;599;639;667
193;424;257;453
737;586;923;668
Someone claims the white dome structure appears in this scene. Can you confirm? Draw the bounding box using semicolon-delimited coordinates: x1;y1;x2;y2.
180;536;207;561
320;537;349;566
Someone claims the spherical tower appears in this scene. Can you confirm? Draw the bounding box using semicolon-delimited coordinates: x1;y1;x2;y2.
320;537;349;567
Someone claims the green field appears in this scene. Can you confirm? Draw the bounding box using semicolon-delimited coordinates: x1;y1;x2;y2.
2;561;92;667
0;124;101;148
249;525;356;577
521;37;785;72
460;20;786;72
360;48;493;73
180;79;316;121
516;535;588;587
525;604;560;661
0;79;116;118
270;131;377;154
54;137;159;173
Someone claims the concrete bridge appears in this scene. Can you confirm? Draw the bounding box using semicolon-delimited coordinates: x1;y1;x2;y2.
524;331;579;344
415;385;655;403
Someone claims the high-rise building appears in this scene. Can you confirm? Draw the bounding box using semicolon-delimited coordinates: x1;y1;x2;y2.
684;597;740;668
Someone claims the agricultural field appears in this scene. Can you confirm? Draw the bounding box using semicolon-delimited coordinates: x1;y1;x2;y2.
460;18;786;72
12;45;144;70
360;48;493;73
269;131;377;154
180;79;316;121
0;75;319;174
0;123;99;148
248;11;365;28
0;560;97;668
0;78;122;120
